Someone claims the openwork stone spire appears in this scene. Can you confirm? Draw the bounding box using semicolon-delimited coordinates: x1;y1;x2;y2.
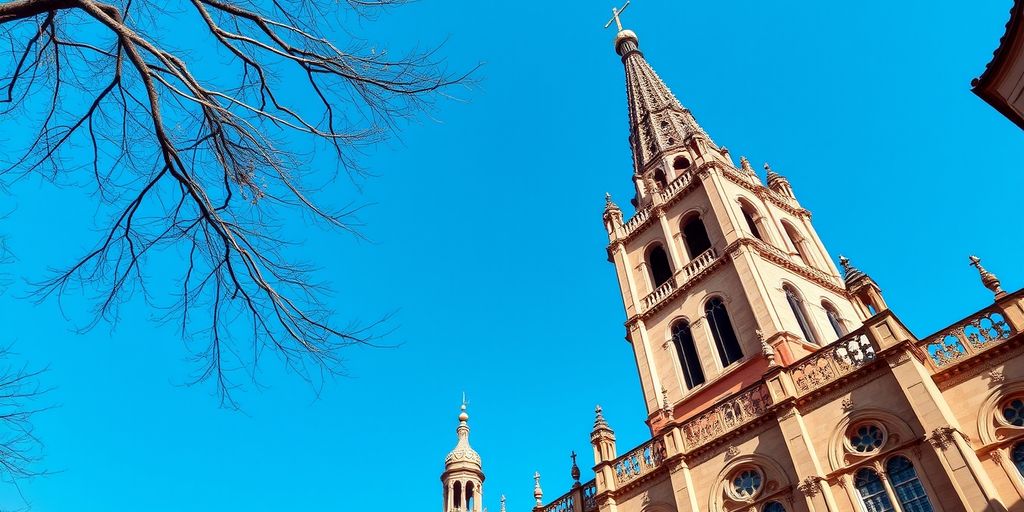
613;29;712;174
445;403;482;468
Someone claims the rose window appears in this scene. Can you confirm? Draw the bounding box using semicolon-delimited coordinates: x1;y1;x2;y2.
731;468;763;498
849;424;885;453
1002;398;1024;427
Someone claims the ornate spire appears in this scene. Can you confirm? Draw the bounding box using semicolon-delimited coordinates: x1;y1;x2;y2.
838;255;867;287
444;402;482;469
612;25;712;175
593;405;611;432
740;156;755;175
764;162;785;187
533;472;543;506
970;255;1006;297
570;451;581;487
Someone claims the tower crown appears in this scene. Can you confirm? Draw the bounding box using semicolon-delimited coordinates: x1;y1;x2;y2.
444;404;482;470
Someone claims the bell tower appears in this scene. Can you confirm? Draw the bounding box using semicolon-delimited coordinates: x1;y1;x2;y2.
601;23;884;431
441;403;484;512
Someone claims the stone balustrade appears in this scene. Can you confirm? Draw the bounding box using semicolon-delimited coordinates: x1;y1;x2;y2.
580;480;597;512
659;172;692;203
541;490;575;512
622;207;652;238
680;383;773;451
790;332;878;395
920;307;1015;368
611;437;665;486
641;248;718;312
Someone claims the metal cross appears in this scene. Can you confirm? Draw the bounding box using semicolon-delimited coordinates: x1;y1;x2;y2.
603;1;631;31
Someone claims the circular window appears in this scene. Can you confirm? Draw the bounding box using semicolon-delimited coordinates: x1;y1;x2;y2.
730;468;763;499
1002;398;1024;427
848;423;885;453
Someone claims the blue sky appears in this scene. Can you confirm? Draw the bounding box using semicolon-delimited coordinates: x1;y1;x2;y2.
1;1;1023;510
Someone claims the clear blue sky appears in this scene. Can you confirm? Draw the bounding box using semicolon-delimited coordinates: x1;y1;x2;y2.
1;1;1023;510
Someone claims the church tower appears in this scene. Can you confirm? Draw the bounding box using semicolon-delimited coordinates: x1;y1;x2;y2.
441;403;485;512
601;25;879;431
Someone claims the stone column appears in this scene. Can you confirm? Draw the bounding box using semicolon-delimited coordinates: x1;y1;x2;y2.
777;406;841;511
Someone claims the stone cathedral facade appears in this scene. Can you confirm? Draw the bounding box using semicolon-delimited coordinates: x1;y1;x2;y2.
440;23;1024;512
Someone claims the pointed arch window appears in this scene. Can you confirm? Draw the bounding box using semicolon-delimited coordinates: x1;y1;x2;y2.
823;301;847;337
784;285;818;345
762;502;786;512
705;298;743;367
671;321;705;388
647;245;673;289
682;216;712;259
854;468;895;512
738;200;765;241
653;168;668;189
885;456;934;512
782;222;814;268
1012;442;1024;477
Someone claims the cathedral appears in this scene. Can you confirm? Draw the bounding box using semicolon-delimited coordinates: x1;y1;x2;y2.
440;12;1024;512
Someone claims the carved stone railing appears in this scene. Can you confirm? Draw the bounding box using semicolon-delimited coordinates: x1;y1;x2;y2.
681;247;716;280
581;480;597;512
791;332;878;395
659;171;693;203
622;207;652;238
920;307;1015;368
611;437;665;485
541;490;575;512
680;383;772;451
642;278;677;310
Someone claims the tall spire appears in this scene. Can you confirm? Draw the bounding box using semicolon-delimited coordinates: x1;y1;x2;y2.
611;24;714;176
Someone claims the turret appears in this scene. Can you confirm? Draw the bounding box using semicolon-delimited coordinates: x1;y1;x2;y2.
441;403;484;512
840;256;888;318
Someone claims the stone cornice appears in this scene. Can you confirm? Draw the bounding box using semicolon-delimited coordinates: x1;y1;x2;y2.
734;237;847;295
719;165;811;219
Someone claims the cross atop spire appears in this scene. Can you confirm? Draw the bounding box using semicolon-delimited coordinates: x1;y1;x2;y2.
603;1;632;31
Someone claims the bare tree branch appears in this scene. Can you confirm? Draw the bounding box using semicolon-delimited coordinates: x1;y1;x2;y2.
0;0;474;406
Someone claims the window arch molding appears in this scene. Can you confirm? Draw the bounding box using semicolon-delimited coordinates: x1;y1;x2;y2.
827;409;916;472
852;452;939;512
666;316;706;390
781;281;819;346
820;299;848;338
708;454;792;512
642;240;674;290
735;196;772;244
976;382;1024;448
679;210;714;260
780;219;816;268
702;294;744;368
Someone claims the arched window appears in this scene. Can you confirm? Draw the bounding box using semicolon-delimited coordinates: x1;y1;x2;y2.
682;216;712;259
453;481;463;510
705;298;743;367
784;285;818;345
673;156;690;170
762;502;786;512
885;456;934;512
738;200;764;241
782;222;814;267
823;301;847;337
854;468;894;512
465;482;476;512
1012;442;1024;477
653;168;668;189
671;321;705;388
647;245;673;288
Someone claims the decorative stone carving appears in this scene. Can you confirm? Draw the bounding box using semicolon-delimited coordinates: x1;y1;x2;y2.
758;330;776;366
927;427;965;450
987;369;1007;387
724;445;740;461
841;397;854;411
797;476;820;497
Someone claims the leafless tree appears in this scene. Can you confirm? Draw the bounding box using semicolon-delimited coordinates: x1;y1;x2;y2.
0;346;48;487
0;0;472;406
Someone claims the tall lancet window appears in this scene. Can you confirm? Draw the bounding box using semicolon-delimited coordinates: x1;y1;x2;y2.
885;456;934;512
784;285;818;345
738;200;764;241
783;222;814;268
854;468;894;512
647;244;673;288
682;216;712;259
823;301;847;337
670;321;705;388
705;298;743;367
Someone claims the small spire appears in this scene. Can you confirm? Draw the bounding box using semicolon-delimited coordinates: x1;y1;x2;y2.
970;255;1006;297
593;405;610;431
660;386;672;417
570;451;581;487
764;162;787;187
604;192;620;211
533;472;543;505
740;156;755;175
838;255;867;287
